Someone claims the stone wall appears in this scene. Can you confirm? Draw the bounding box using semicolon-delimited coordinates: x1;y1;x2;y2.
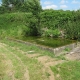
53;43;78;55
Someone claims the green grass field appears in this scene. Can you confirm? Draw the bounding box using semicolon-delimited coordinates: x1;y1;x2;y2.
0;39;80;80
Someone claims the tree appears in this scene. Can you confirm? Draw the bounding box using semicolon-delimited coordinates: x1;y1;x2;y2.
2;0;24;6
26;0;42;16
26;0;42;36
2;0;24;11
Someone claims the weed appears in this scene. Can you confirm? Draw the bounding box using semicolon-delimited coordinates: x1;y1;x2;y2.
45;72;51;78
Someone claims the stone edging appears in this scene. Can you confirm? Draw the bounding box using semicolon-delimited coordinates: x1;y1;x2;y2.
7;38;79;55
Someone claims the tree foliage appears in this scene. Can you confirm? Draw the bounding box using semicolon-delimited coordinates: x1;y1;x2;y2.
26;0;42;16
2;0;24;11
2;0;24;6
25;0;42;36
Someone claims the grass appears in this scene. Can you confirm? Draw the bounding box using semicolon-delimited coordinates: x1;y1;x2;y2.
55;54;66;60
0;39;80;80
0;50;13;80
0;54;6;80
5;46;44;80
0;38;55;58
0;47;26;80
51;61;80;80
0;39;56;80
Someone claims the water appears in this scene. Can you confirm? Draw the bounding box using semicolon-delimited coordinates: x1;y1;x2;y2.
20;37;75;48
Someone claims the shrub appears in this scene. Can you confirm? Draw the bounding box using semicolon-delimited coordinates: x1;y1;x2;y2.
42;29;61;38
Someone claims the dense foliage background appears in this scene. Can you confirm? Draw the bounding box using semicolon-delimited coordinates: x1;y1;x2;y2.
0;0;80;40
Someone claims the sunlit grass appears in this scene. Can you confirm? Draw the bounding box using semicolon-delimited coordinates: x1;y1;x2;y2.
0;54;6;80
51;61;80;80
0;39;55;80
0;38;55;58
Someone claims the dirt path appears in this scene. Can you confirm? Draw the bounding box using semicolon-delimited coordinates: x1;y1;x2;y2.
37;56;65;80
65;47;80;60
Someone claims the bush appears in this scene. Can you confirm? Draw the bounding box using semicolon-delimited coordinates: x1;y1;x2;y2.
65;20;80;40
27;16;41;36
42;29;61;38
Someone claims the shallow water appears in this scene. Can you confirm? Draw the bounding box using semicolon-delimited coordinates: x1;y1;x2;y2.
20;37;75;48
